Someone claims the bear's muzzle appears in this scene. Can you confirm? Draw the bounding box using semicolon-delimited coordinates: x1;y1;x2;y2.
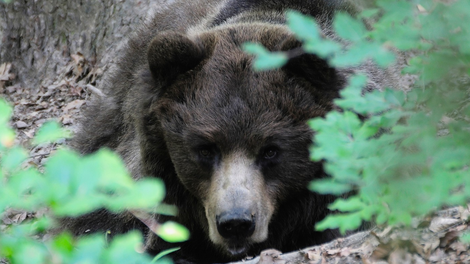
204;151;275;256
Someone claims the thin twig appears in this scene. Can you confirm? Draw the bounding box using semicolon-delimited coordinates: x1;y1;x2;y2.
85;84;105;97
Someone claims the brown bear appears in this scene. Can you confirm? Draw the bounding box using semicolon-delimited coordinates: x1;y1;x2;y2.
64;0;393;263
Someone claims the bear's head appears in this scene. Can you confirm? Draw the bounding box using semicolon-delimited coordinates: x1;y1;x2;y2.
142;25;342;257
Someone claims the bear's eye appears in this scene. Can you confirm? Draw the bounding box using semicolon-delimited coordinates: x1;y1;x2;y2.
195;146;219;167
199;149;213;158
263;148;277;159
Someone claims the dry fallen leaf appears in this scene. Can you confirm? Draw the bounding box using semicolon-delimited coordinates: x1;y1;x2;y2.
70;52;86;78
63;99;85;112
325;248;341;256
61;114;74;125
388;249;413;264
412;237;439;258
2;210;27;225
0;62;15;91
23;129;35;138
429;217;461;233
449;240;469;255
306;249;322;261
0;62;13;81
258;249;285;264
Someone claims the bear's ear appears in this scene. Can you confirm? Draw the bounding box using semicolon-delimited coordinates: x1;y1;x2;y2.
279;37;340;91
147;32;205;86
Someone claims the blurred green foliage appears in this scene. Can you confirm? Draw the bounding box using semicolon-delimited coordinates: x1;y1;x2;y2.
0;99;188;263
246;0;470;235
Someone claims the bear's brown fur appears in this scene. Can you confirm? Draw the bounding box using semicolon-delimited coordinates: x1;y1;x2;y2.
64;0;394;263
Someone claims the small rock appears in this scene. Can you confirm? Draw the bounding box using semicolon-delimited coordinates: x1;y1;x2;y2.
15;120;28;128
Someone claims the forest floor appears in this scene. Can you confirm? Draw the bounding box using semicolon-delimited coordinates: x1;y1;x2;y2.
1;58;470;264
1;54;99;162
0;56;99;232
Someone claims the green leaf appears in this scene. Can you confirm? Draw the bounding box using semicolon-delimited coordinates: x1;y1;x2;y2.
349;74;368;89
7;169;43;210
309;179;351;195
329;197;365;212
331;42;371;67
377;0;413;23
359;8;380;19
286;10;320;41
420;9;449;42
355;124;379;140
376;211;389;225
1;147;28;172
107;178;166;211
71;235;106;263
44;149;80;194
383;23;420;51
384;88;405;106
50;233;74;256
372;47;395;67
333;12;366;42
315;212;363;234
253;53;287;71
0;99;12;124
304;39;342;58
242;43;288;70
333;42;394;67
340;111;361;134
464;105;470;118
105;232;152;264
12;242;47;264
33;121;71;145
461;232;470;244
31;216;55;233
243;42;269;56
83;149;134;190
53;195;104;217
157;221;190;243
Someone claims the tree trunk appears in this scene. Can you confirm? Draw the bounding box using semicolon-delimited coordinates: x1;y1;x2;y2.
0;0;167;89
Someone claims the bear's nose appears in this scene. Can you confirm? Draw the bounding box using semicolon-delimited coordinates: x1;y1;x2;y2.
216;210;255;239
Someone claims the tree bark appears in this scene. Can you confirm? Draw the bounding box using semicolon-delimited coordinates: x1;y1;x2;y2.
0;0;168;89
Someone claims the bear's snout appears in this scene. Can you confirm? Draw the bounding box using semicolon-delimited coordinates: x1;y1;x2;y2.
204;152;275;254
216;209;255;239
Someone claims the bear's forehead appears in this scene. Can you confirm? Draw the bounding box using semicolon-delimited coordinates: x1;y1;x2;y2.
176;65;321;121
167;69;327;151
180;100;315;153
